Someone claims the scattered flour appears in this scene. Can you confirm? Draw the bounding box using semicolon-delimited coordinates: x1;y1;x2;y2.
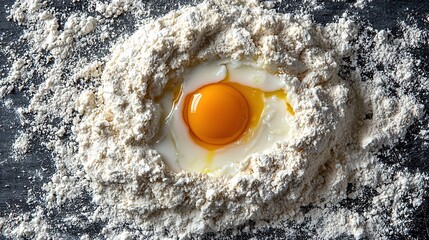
0;0;428;239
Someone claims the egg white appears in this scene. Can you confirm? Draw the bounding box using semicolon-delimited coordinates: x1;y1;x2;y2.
154;59;293;175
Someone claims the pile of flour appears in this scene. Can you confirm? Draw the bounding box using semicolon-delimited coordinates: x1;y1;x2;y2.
1;0;428;239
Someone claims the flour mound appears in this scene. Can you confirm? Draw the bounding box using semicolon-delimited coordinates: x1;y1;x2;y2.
73;0;422;237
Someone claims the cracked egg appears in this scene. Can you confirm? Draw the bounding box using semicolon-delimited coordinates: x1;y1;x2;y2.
154;59;295;175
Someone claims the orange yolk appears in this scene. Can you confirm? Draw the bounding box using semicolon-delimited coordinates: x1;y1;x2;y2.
184;83;249;145
179;78;293;151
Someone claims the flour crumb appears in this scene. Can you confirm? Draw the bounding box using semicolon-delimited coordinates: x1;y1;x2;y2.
13;133;31;156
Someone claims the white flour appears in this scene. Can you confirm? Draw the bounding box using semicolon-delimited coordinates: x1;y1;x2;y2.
1;0;428;239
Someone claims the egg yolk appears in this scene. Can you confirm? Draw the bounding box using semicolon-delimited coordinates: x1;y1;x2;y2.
184;83;249;145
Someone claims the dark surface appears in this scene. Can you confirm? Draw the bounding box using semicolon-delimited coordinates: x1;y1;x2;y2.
0;0;428;239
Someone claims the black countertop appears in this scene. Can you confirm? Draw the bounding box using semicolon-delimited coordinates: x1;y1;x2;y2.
1;0;428;239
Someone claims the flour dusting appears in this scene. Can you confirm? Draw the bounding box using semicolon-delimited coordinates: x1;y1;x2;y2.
0;0;428;239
